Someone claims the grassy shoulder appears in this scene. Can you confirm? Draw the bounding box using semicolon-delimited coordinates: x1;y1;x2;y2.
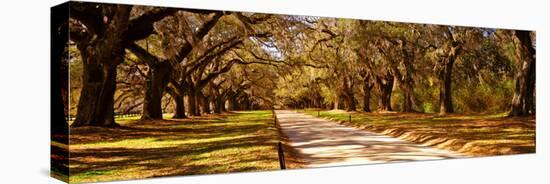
301;109;535;156
68;111;280;183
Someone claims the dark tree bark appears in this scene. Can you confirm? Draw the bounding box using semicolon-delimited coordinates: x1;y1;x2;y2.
71;4;131;127
215;96;223;113
51;4;70;175
127;43;178;120
437;29;463;115
72;52;120;127
438;45;460;115
173;93;186;118
342;76;356;111
51;3;69;135
362;76;373;112
438;60;454;115
214;96;224;113
141;62;172;120
376;74;394;111
211;86;227;114
402;82;415;112
198;92;210;114
397;42;416;112
166;87;186;119
126;12;222;120
188;91;200;116
70;4;175;127
185;59;237;115
398;67;415;112
509;30;536;116
243;97;252;110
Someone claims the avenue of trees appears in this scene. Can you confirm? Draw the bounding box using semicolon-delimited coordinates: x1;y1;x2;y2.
273;19;535;116
56;2;535;129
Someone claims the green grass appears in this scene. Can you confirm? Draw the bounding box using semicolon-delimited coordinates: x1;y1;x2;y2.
303;109;535;156
68;111;279;183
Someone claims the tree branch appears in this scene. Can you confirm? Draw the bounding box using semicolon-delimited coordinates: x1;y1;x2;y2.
126;43;161;66
126;7;179;42
69;2;104;35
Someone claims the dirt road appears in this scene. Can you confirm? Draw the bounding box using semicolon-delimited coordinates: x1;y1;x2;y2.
275;110;464;167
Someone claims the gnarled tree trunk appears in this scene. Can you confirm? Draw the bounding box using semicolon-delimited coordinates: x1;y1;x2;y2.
362;76;373;112
167;87;186;119
72;50;120;127
51;4;69;135
376;74;394;111
173;93;186;119
509;30;536;116
71;5;132;127
188;90;200;116
438;40;462;115
401;81;415;112
343;76;356;111
141;62;172;120
214;96;224;113
439;58;456;115
199;92;210;114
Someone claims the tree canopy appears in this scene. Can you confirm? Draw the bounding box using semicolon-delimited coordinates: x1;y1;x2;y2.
62;2;535;128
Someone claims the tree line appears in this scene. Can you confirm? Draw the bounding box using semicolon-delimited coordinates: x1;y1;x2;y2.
54;2;535;130
273;18;535;117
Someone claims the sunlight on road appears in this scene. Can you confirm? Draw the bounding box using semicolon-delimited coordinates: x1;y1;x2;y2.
276;110;466;168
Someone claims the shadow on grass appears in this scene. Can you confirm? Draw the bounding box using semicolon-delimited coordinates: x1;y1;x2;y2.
68;111;280;183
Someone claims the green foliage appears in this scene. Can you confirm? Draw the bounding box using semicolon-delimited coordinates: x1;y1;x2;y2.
454;79;514;113
422;102;435;113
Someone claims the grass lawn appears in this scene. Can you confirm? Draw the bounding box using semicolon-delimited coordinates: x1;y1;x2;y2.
65;111;280;183
301;109;535;156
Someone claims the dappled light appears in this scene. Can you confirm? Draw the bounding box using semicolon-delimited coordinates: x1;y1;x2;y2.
51;1;535;183
303;109;535;156
65;111;279;183
276;110;464;167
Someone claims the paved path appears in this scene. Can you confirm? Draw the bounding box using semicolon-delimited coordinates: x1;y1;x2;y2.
275;110;465;167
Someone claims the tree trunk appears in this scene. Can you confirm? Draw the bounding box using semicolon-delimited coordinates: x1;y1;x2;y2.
343;76;356;111
198;94;205;115
188;90;200;116
222;102;227;112
200;92;211;114
141;62;171;120
399;41;416;112
438;40;462;115
333;94;340;110
70;6;131;127
376;74;394;111
402;82;415;112
172;92;186;119
51;6;69;135
219;98;225;113
347;97;356;112
439;59;455;115
362;78;373;112
72;56;119;127
509;30;536;116
214;96;224;113
226;99;233;111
